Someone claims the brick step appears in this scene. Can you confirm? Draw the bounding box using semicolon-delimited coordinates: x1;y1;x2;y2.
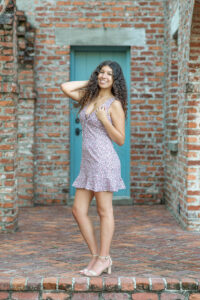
0;276;200;299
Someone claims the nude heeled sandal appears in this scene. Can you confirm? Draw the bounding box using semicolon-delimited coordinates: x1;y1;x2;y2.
85;255;112;277
79;254;98;275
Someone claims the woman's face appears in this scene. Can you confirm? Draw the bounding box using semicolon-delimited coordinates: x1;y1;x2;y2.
97;65;113;90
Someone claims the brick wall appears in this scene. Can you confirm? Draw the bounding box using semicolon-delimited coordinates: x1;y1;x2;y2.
16;0;166;205
0;0;10;15
164;0;179;219
0;0;18;232
177;0;197;230
186;0;200;229
16;10;36;207
164;0;200;230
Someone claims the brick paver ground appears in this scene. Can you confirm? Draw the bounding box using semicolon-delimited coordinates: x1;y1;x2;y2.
0;205;200;279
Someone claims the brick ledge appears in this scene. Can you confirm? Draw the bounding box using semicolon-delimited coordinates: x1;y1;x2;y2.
0;276;199;292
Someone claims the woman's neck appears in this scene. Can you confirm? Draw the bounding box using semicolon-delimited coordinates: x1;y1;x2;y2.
97;89;113;100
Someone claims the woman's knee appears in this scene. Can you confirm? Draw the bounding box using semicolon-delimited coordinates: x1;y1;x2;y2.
72;189;93;219
97;206;113;218
72;205;80;218
72;204;87;219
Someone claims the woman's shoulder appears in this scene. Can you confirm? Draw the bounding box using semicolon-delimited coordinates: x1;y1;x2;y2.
110;98;123;109
109;99;124;117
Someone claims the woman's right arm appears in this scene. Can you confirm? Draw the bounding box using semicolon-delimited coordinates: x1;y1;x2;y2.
60;80;88;102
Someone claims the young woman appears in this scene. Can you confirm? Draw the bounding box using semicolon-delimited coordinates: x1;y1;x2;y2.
61;60;127;277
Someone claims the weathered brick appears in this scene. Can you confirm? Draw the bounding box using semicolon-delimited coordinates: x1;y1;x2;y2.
132;293;158;300
151;278;165;291
104;277;119;292
11;292;39;300
89;277;103;291
12;277;26;291
165;278;180;290
41;292;70;300
73;277;88;292
26;278;42;291
73;293;99;300
42;277;57;290
136;278;150;291
161;293;185;300
120;277;134;291
189;294;200;300
182;278;197;290
0;279;10;290
0;292;9;300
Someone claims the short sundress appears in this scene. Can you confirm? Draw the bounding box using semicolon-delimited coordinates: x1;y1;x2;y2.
72;97;125;192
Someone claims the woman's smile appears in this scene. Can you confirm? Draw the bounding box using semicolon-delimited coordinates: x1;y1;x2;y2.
98;65;113;88
99;79;108;84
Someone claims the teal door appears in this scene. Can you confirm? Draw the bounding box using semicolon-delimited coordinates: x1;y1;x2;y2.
70;46;130;198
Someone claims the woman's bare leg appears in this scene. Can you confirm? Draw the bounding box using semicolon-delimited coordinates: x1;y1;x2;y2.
72;189;98;269
96;191;114;256
87;191;114;275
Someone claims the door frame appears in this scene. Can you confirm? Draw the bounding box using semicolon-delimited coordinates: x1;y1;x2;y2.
69;46;131;204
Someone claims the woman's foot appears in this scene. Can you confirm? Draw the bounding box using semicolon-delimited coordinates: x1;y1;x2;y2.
84;255;112;277
79;254;98;275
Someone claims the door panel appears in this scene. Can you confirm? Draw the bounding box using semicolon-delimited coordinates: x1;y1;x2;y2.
70;46;130;198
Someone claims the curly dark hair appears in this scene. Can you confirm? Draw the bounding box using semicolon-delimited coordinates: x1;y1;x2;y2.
74;60;128;117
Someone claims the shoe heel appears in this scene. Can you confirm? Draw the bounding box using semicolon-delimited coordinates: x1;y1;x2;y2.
107;266;112;275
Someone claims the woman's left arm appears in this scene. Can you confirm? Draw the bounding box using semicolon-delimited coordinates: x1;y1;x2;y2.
96;100;125;146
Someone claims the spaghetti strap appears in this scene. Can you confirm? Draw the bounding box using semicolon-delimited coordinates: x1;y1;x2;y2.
104;97;115;109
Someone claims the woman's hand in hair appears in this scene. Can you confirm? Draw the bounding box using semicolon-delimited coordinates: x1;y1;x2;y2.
60;80;88;102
